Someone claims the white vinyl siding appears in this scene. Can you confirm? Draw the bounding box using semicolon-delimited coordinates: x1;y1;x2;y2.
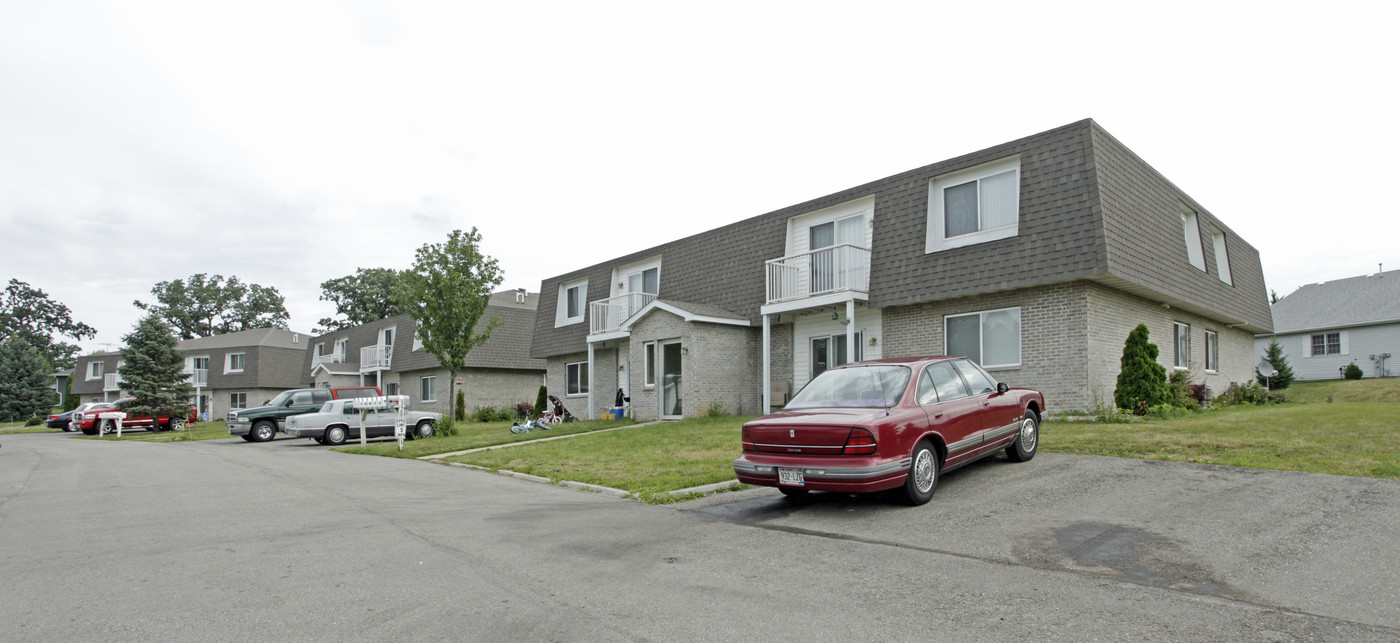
926;157;1020;253
944;307;1021;369
784;197;874;257
791;309;883;390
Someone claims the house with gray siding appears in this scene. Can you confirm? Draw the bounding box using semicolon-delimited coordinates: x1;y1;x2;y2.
71;327;310;420
1255;269;1400;380
303;290;545;415
532;119;1273;419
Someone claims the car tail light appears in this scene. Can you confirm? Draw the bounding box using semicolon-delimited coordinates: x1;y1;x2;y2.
741;426;754;452
843;428;876;455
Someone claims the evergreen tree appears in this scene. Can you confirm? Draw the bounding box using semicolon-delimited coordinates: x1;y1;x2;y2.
535;385;548;419
0;336;54;421
1114;324;1170;414
118;313;192;428
1256;337;1295;389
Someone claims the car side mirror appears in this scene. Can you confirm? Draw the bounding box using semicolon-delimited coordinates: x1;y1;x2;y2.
996;382;1009;395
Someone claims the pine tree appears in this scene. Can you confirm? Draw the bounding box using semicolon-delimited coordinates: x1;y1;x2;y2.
0;336;54;421
1114;324;1170;414
118;313;192;428
1256;337;1295;389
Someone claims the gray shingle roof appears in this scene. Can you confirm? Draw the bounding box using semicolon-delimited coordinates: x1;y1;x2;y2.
176;327;308;351
1268;270;1400;334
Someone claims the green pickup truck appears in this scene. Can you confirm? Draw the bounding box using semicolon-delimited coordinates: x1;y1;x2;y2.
227;386;381;442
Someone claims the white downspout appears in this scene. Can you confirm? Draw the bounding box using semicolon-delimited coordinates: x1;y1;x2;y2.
762;313;771;414
846;299;856;363
587;342;596;420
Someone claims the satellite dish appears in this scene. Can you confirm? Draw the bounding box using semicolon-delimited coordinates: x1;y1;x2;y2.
1257;360;1278;378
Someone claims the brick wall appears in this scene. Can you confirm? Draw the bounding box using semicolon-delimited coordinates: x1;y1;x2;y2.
399;366;544;416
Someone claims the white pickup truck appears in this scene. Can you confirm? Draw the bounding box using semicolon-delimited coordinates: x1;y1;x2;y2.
285;397;439;445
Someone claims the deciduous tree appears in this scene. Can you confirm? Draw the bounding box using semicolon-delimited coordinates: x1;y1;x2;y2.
134;273;289;338
396;228;503;429
0;279;96;370
314;268;407;334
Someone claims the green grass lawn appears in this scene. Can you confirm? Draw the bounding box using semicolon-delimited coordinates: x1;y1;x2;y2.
1044;399;1400;479
0;421;54;434
1281;378;1400;403
334;417;636;458
440;416;755;503
75;421;231;442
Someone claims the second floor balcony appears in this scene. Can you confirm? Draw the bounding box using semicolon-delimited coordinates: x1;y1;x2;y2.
590;292;658;335
314;352;346;368
765;243;870;305
361;344;392;372
103;373;121;392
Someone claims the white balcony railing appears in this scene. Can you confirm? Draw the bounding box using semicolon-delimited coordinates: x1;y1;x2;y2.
765;244;870;304
190;368;208;387
103;373;121;391
590;292;659;335
361;344;392;372
314;353;345;367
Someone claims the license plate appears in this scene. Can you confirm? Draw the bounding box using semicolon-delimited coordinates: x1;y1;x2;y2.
778;468;805;486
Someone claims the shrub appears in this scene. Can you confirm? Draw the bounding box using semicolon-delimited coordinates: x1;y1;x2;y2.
1166;370;1201;411
454;389;466;422
471;406;515;422
1215;382;1285;406
1115;324;1170;415
1345;363;1363;380
435;417;458;438
1256;337;1295;389
25;416;43;426
535;385;548;417
515;402;535;419
702;401;728;417
1187;383;1210;406
1146;403;1192;420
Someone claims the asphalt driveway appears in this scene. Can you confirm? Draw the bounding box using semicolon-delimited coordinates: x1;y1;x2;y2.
2;431;1397;641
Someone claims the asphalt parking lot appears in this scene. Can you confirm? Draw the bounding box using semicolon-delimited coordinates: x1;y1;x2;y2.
2;430;1398;641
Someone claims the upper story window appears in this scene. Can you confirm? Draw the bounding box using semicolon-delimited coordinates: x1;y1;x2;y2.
926;156;1020;253
87;361;104;380
555;278;588;327
314;342;325;357
226;352;246;373
380;327;395;348
334;338;348;356
413;322;426;351
1180;204;1206;271
1211;230;1232;285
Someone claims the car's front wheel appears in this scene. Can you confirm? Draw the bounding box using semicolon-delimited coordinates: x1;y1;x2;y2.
167;418;186;432
901;440;940;506
251;420;277;442
1006;410;1039;462
98;419;116;436
413;420;435;440
323;426;347;446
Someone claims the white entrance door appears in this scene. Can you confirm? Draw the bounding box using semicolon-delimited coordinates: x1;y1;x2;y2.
660;340;683;419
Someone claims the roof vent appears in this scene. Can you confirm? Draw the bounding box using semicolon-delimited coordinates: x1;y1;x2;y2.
515;288;527;304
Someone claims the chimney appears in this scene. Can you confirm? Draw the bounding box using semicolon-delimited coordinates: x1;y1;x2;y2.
515;288;527;304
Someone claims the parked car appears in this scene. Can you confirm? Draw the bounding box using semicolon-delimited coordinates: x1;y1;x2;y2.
73;399;197;435
227;386;382;442
47;403;99;431
733;356;1045;505
285;397;439;445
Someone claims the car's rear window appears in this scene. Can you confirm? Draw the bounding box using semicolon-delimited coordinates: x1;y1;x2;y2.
787;365;910;409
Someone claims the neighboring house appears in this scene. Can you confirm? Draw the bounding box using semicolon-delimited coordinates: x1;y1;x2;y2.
531;119;1272;420
302;289;546;415
1255;269;1400;380
51;369;72;407
70;328;311;419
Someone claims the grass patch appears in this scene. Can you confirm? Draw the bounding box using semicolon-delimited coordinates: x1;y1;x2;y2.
75;421;230;442
334;418;636;458
1;422;56;434
1281;378;1400;404
1043;402;1400;478
441;416;754;503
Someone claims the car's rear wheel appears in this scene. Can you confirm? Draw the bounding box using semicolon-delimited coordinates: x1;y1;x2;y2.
81;423;98;436
251;420;277;442
324;426;347;446
167;418;186;432
901;440;939;506
413;420;435;440
312;437;325;444
1006;410;1039;462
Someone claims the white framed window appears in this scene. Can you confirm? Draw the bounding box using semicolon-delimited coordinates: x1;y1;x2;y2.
225;352;246;373
1181;204;1206;271
1308;332;1346;357
626;267;660;295
314;342;325;357
566;361;589;396
555;278;588;327
386;382;399;397
1205;330;1219;372
420;376;437;402
380;326;395;348
334;338;348;356
926;156;1020;253
1211;230;1232;285
643;342;656;388
413;322;425;351
87;361;104;380
1173;323;1190;369
810;332;865;378
944;307;1021;369
229;392;247;409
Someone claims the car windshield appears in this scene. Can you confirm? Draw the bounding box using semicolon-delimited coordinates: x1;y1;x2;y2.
786;365;910;409
266;391;293;407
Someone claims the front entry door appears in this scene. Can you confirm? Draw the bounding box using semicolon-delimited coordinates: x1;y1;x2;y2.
660;341;683;419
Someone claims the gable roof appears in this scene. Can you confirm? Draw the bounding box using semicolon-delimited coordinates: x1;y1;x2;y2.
620;300;751;330
1267;269;1400;334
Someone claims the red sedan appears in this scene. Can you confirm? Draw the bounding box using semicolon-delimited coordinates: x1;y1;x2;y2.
73;399;197;435
734;356;1045;505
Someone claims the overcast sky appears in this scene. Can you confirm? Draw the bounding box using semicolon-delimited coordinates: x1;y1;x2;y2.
3;1;1397;353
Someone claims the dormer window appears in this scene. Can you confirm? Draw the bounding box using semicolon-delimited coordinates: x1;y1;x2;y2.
926;156;1020;253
